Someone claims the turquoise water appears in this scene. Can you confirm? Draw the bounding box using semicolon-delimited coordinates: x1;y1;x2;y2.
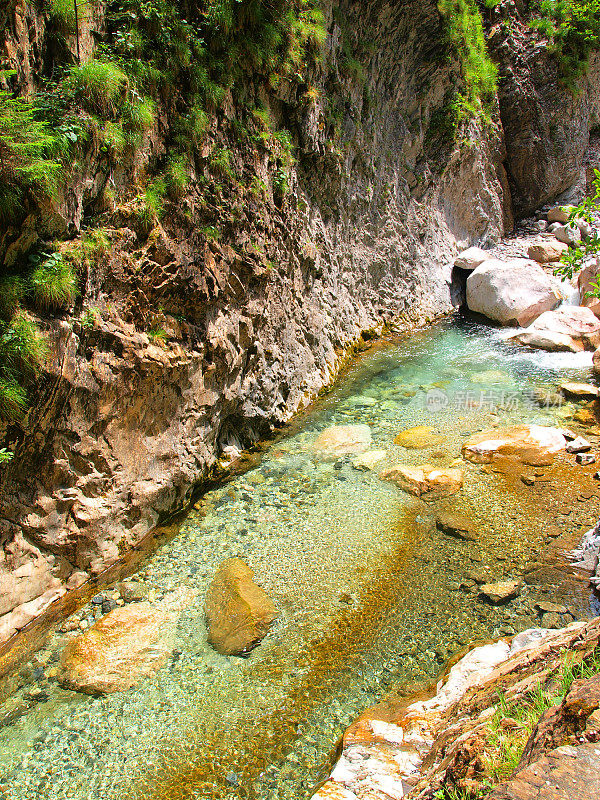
0;317;598;800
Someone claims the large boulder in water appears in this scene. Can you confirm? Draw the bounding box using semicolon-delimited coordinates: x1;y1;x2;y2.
205;558;277;656
462;424;566;466
466;258;560;327
58;603;176;694
513;306;600;352
311;424;372;459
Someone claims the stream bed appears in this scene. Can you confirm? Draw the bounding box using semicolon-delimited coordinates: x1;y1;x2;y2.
1;316;599;800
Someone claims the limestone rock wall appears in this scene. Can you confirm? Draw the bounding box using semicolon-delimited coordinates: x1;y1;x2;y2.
0;0;598;647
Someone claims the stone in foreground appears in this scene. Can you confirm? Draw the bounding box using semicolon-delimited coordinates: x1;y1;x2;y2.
205;558;277;656
462;425;566;466
547;205;575;224
479;580;520;603
311;425;372;459
393;425;444;449
566;436;592;453
379;464;463;500
58;603;176;694
527;238;569;263
514;307;600;352
466;258;560;327
454;246;490;271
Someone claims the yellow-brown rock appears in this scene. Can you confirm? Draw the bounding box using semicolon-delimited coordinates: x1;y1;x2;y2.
58;603;176;694
379;464;463;500
393;425;445;449
205;558;277;656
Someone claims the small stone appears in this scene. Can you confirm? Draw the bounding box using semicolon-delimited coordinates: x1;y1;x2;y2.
576;453;596;465
393;426;445;449
78;620;88;631
479;580;520;603
521;474;535;486
101;598;117;614
527;238;569;263
566;436;592;453
541;611;562;628
436;511;478;541
351;450;387;470
91;594;104;605
547;205;575;224
594;471;600;480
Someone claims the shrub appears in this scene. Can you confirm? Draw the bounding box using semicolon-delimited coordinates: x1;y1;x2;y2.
0;377;27;422
0;88;62;223
65;60;128;115
29;252;78;310
532;0;600;85
438;0;498;114
166;155;190;197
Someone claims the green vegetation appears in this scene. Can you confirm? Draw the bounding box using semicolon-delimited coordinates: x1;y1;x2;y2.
532;0;600;85
0;447;13;464
29;251;78;310
438;0;498;119
553;168;600;291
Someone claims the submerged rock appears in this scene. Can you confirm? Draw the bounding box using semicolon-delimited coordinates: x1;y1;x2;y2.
58;603;176;694
466;258;560;327
479;580;520;603
560;381;599;399
393;425;445;449
514;307;600;352
205;558;277;656
379;464;463;500
351;450;387;470
462;425;566;466
311;425;372;460
436;511;478;541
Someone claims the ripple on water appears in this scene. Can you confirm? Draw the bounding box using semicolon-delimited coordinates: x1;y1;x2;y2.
0;318;598;800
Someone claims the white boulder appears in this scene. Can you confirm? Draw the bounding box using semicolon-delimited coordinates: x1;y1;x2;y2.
454;246;491;271
554;224;581;246
513;306;600;352
466;258;561;327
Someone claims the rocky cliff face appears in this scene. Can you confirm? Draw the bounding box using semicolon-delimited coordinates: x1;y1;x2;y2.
0;0;598;648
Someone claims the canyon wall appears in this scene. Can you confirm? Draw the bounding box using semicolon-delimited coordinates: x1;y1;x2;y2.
0;0;598;647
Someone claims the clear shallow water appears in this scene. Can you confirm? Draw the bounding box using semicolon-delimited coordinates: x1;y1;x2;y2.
0;317;599;800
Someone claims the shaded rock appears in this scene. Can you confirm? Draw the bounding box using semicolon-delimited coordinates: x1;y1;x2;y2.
547;206;575;224
436;511;477;541
58;603;176;694
454;246;491;271
479;580;520;603
311;425;372;460
577;453;596;465
393;426;445;449
514;307;600;352
205;558;277;656
351;450;387;470
527;238;569;263
379;464;463;501
462;425;566;466
466;259;560;327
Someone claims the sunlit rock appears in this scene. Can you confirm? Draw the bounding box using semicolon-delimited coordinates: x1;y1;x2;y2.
205;558;277;656
466;258;560;327
514;307;600;352
479;580;520;603
379;464;463;500
58;602;176;694
527;238;569;263
454;246;491;271
462;425;566;466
